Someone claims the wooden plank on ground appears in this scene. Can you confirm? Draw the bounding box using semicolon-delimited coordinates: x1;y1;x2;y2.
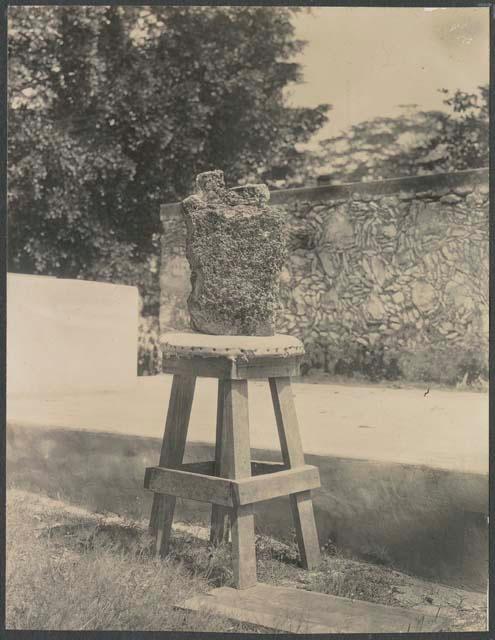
178;583;449;634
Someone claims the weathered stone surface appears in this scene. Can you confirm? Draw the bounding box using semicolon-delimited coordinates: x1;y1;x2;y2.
365;293;386;321
321;207;354;249
445;282;476;313
381;224;397;239
368;255;390;287
181;170;287;335
411;280;437;314
317;251;338;278
440;193;462;205
391;291;405;305
453;185;473;196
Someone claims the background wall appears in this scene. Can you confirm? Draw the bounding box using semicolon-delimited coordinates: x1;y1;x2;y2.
159;168;489;384
7;274;139;394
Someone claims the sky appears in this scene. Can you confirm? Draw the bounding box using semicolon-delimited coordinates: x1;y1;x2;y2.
288;7;489;145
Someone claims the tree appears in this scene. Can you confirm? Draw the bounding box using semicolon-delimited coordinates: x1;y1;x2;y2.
312;86;488;184
438;86;489;171
8;7;142;280
8;6;330;305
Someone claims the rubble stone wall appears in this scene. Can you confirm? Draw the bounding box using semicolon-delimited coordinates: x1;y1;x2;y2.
159;168;489;383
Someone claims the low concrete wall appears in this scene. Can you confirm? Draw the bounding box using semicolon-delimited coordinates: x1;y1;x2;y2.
7;423;487;592
7;273;139;394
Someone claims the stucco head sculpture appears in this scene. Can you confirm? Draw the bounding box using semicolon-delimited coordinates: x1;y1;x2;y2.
181;170;287;336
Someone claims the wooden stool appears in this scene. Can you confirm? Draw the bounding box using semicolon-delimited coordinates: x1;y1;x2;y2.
145;332;321;589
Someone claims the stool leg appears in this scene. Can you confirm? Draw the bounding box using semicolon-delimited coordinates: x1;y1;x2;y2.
149;374;196;557
222;379;257;589
269;376;320;569
210;379;230;545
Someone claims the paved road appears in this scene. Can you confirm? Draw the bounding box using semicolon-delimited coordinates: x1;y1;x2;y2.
7;375;488;475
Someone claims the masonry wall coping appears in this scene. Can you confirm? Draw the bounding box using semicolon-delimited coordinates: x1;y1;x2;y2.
160;167;489;219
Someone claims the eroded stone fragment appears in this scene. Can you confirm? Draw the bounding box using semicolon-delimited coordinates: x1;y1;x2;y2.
181;170;287;335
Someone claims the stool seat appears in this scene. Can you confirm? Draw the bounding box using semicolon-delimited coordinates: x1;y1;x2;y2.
161;331;305;360
161;332;305;379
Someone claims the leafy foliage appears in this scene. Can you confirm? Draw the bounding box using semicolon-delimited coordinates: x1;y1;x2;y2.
311;87;488;184
8;6;329;299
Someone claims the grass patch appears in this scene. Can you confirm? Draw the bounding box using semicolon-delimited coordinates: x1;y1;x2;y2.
6;489;487;632
6;490;271;632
